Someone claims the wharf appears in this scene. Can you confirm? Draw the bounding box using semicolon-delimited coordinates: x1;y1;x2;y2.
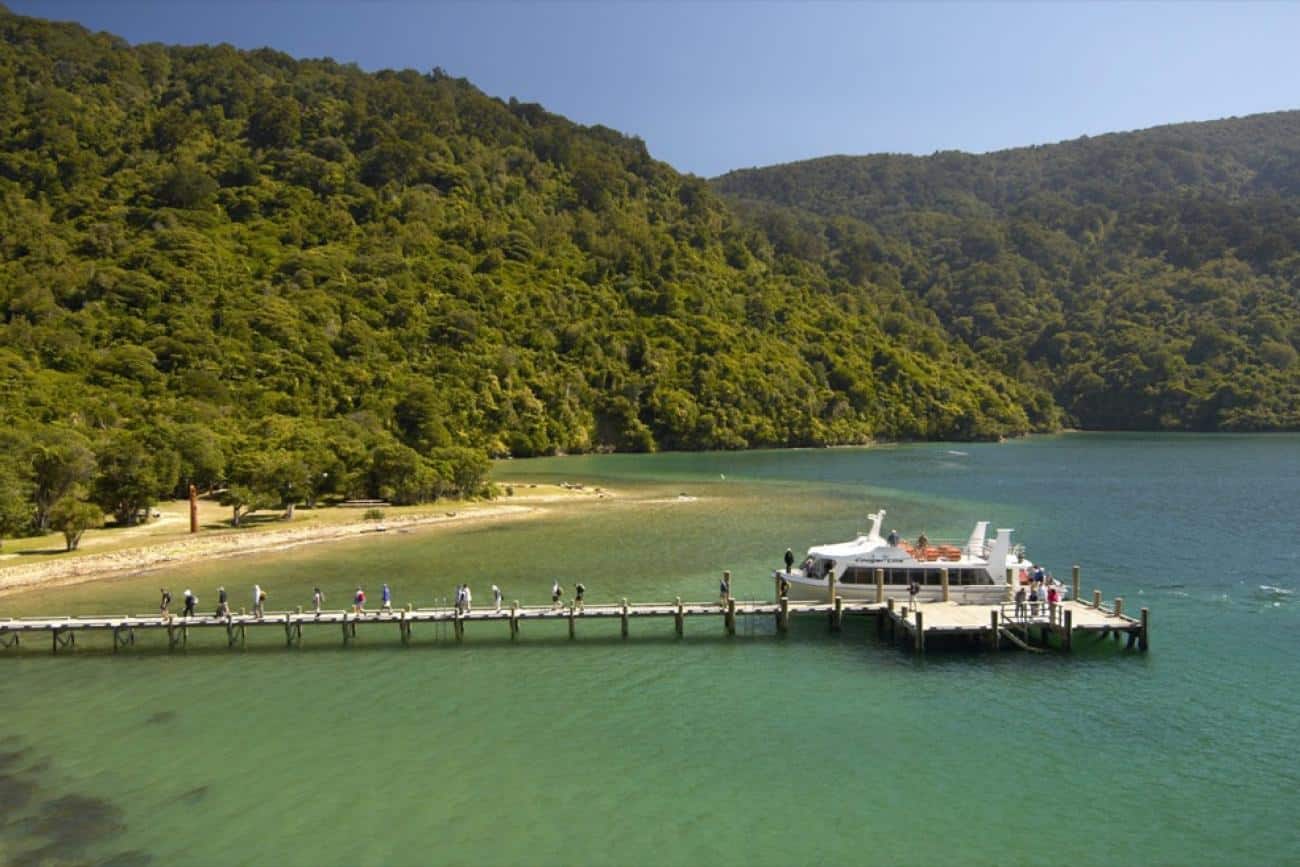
0;585;1147;655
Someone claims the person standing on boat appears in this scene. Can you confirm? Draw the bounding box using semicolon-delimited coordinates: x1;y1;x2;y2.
784;548;794;574
1028;581;1039;618
312;587;323;616
888;529;900;547
159;588;172;618
491;584;502;611
916;531;929;555
381;583;393;612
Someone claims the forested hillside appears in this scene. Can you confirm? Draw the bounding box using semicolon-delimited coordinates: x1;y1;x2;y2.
0;8;1046;539
714;115;1300;431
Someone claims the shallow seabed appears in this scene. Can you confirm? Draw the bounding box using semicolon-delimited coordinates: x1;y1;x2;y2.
2;434;1298;866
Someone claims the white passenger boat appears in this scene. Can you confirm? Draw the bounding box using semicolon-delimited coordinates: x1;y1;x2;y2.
775;510;1044;604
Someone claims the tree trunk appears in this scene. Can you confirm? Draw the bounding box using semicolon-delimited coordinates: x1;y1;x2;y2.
231;506;241;528
283;502;295;521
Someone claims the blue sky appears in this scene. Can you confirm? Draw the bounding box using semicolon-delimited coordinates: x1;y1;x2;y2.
12;1;1300;176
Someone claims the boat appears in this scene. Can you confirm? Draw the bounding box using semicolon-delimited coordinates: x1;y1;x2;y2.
775;509;1048;604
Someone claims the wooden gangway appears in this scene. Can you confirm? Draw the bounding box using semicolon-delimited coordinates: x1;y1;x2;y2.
0;587;1147;655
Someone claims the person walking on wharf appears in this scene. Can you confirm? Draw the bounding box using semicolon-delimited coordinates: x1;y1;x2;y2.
552;580;563;609
719;574;730;606
353;586;366;614
907;577;919;613
216;586;229;618
312;587;323;616
182;589;197;618
381;583;392;612
1014;585;1027;621
492;584;502;611
463;584;472;613
784;548;795;574
575;582;586;611
159;588;172;618
253;584;266;619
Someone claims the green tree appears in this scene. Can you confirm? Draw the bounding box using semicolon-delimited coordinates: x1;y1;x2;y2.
91;433;163;526
48;492;103;551
29;433;96;532
0;468;31;548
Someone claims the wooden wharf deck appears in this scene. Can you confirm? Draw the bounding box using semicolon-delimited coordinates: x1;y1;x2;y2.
0;587;1148;655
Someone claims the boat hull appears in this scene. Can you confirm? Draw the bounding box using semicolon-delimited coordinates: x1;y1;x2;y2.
776;573;1009;605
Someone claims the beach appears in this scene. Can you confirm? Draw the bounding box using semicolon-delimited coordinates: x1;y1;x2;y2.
0;483;611;598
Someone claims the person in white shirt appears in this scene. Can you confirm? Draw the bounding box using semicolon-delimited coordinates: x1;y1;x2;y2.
491;584;502;611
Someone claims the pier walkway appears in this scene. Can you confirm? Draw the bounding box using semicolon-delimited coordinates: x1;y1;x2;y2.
0;590;1147;655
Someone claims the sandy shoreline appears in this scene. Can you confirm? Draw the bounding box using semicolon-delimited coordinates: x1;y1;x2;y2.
0;503;543;598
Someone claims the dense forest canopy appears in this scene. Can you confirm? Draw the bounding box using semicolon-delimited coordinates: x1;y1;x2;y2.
714;116;1300;432
0;7;1047;539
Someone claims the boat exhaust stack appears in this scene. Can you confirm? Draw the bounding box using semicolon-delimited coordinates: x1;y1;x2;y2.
987;528;1013;577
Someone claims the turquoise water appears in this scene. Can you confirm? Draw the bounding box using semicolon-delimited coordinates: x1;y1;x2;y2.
2;434;1298;866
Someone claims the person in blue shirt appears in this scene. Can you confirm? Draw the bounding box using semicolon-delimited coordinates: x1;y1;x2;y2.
381;583;392;612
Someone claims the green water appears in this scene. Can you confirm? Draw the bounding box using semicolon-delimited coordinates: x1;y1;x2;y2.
2;434;1298;866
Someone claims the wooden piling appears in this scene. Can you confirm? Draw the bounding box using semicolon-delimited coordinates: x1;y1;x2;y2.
1092;589;1102;609
828;572;837;605
887;597;896;642
1063;608;1073;652
989;609;999;650
1139;607;1149;651
621;598;629;638
568;604;576;640
914;609;924;653
831;595;843;633
454;611;464;642
510;601;519;640
1113;597;1124;618
875;568;884;604
675;596;684;637
725;597;736;636
941;568;950;603
778;595;789;634
1072;565;1080;601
